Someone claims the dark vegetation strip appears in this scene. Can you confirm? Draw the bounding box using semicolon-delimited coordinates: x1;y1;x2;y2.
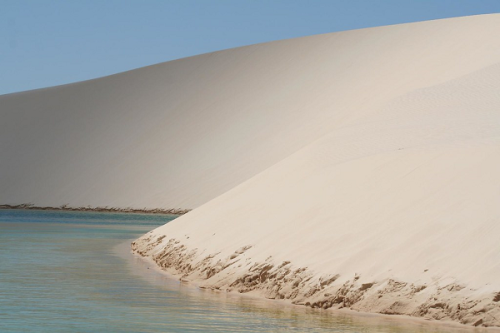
0;203;190;216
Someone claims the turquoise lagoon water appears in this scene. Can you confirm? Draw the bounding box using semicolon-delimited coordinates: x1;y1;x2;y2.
0;209;481;333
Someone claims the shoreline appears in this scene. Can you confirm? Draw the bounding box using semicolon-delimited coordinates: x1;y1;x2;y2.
0;204;190;216
131;234;500;329
124;239;496;332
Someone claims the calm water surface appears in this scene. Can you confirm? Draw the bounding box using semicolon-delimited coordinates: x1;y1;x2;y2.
0;210;482;332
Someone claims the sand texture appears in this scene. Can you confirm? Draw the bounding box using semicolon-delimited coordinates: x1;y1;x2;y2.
3;14;500;327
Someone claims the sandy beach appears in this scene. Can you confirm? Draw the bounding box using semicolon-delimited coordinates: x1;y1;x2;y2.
2;13;500;328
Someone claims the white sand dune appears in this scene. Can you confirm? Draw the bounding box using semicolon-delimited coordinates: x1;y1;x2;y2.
3;14;500;327
2;14;499;210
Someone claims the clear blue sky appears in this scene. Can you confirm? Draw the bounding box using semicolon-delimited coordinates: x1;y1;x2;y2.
1;0;499;95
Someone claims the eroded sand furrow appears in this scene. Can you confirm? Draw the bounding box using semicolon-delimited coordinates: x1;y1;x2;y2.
132;235;500;327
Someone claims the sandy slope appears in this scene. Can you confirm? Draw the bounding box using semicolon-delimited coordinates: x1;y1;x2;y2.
3;13;500;326
131;15;500;327
2;15;500;211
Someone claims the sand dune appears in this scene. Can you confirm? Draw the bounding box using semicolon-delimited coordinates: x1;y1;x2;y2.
131;15;500;327
2;14;500;210
3;13;500;327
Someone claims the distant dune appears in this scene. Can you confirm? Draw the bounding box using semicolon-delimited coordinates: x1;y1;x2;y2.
3;14;500;327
